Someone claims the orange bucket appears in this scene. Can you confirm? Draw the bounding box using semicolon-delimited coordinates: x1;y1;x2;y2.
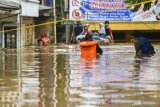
80;41;97;59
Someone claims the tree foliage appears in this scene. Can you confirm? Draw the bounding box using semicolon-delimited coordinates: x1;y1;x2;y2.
56;0;65;19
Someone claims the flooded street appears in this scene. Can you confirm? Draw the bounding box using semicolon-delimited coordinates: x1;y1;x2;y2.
0;44;160;107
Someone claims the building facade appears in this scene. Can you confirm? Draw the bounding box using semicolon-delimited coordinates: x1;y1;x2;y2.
0;0;52;48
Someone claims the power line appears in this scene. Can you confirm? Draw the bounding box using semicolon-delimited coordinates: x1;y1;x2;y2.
0;18;68;33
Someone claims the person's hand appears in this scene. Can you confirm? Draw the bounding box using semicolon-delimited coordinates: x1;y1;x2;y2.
96;53;101;58
135;51;142;58
111;39;114;44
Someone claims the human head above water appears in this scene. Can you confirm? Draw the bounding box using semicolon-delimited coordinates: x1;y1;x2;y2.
76;21;81;24
105;21;109;26
99;23;103;27
84;24;89;29
131;30;141;38
85;33;92;41
41;32;47;38
105;20;109;24
85;24;89;27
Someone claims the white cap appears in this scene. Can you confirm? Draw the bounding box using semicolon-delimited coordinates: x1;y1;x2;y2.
85;24;89;26
99;23;103;26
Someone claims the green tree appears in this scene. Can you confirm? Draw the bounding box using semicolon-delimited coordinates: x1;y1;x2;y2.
56;0;65;19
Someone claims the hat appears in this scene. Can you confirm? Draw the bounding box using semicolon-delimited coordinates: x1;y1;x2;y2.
99;23;103;26
85;24;89;27
41;32;46;38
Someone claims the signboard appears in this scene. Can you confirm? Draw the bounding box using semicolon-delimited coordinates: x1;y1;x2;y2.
21;1;39;17
69;0;160;21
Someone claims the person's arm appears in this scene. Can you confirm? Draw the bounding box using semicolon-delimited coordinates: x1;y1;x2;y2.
108;27;113;39
134;40;142;57
108;27;114;43
96;45;103;55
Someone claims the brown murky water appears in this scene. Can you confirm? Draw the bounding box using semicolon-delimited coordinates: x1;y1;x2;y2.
0;44;160;107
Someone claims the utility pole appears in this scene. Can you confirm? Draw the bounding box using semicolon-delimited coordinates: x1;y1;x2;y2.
65;0;70;44
53;0;57;44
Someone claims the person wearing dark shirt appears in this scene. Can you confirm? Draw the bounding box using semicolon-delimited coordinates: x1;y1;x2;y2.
74;21;83;37
104;21;114;43
131;30;155;57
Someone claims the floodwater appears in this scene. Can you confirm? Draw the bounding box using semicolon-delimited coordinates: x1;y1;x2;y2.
0;44;160;107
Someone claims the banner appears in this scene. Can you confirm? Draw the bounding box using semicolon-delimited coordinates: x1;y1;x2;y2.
69;0;160;21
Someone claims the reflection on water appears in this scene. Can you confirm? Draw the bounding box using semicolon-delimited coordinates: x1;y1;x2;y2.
0;44;160;107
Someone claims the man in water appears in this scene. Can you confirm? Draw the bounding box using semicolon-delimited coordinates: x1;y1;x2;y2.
104;21;114;43
131;30;155;57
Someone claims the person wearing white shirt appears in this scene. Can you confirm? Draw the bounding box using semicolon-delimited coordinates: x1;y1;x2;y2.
98;23;106;38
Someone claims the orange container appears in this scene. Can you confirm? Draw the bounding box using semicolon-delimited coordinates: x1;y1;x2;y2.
80;41;97;59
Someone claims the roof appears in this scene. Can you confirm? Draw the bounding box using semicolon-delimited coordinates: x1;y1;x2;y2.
0;0;52;19
0;1;20;19
0;1;20;11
